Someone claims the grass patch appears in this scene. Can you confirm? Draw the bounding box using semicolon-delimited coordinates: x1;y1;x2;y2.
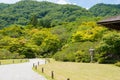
33;68;54;80
35;59;120;80
0;59;29;65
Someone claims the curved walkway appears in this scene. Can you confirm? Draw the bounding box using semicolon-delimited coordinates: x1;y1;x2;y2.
0;59;46;80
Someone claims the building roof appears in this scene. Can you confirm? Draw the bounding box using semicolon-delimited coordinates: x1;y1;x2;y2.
97;15;120;24
97;15;120;30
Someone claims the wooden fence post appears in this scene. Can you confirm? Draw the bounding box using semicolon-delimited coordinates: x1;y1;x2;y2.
51;71;54;79
42;67;44;73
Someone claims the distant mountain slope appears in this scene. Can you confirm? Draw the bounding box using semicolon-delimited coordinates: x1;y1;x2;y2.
89;3;120;17
0;3;10;11
0;0;93;28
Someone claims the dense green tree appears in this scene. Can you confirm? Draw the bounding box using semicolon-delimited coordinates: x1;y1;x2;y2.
97;31;120;63
1;25;25;38
31;29;49;46
29;15;38;26
40;35;60;56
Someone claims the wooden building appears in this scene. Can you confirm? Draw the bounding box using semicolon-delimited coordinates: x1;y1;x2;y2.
97;15;120;30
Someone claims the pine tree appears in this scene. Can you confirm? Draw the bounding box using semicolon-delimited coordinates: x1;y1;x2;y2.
29;15;38;26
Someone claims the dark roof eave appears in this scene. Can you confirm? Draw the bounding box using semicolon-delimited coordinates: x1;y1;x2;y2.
97;20;120;25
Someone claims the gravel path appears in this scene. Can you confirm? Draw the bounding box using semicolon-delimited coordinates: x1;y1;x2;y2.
0;59;47;80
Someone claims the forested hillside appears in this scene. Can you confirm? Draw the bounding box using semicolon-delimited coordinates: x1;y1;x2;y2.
0;0;93;28
89;3;120;17
1;1;120;29
0;0;120;64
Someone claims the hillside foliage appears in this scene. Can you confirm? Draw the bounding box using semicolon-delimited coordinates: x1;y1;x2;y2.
0;1;120;64
0;0;92;28
89;3;120;17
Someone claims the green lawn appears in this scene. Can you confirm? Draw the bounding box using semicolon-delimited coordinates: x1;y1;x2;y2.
36;59;120;80
0;59;29;65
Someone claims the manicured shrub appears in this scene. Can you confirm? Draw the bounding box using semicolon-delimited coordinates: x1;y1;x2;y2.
75;50;84;62
81;55;91;63
53;42;97;62
53;52;75;62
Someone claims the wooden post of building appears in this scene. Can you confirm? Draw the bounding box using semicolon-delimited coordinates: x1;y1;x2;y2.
51;71;54;79
42;67;44;73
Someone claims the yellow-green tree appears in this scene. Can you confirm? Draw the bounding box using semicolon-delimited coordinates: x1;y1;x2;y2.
72;22;107;42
